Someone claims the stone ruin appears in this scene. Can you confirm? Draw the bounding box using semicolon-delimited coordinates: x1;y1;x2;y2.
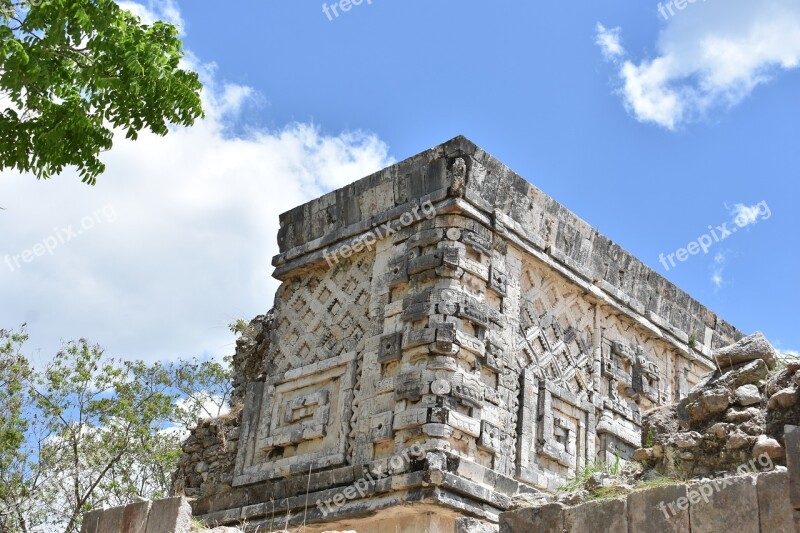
170;136;748;532
638;331;799;479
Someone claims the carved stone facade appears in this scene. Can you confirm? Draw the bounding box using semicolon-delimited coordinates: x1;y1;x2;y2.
183;137;743;532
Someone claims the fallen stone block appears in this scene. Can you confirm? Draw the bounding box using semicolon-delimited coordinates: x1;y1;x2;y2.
713;332;777;370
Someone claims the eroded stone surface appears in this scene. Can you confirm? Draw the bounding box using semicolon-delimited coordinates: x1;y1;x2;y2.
627;484;689;533
689;475;759;533
713;332;777;370
563;498;626;533
499;503;564;533
756;470;795;533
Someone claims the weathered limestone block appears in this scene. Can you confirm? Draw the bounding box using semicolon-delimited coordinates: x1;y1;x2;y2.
757;470;795;533
713;331;777;370
786;425;800;509
97;505;126;533
454;517;498;533
753;434;784;459
80;498;200;533
688;475;758;533
562;498;626;533
122;501;152;533
627;484;689;533
145;497;193;533
499;503;564;533
500;470;797;533
769;388;798;409
734;384;761;406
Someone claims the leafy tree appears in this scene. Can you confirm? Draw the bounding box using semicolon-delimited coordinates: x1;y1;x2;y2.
0;0;204;184
0;328;231;533
0;328;32;529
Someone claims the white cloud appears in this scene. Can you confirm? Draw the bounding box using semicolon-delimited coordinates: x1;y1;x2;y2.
117;0;183;28
711;252;726;289
0;1;394;365
728;202;763;228
595;23;624;61
597;0;800;129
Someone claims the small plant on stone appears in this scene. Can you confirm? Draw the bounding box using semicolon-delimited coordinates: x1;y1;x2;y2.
190;517;207;532
775;351;800;372
228;318;250;335
635;474;682;490
688;332;697;350
644;428;655;448
560;455;622;494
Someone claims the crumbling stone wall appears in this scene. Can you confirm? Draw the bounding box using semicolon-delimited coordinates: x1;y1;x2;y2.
172;406;242;499
637;332;798;478
230;311;274;403
172;312;273;499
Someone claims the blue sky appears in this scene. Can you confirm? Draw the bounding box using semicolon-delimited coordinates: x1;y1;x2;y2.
2;0;798;363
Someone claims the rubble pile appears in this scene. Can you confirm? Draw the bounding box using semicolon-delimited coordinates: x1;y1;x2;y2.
635;332;799;478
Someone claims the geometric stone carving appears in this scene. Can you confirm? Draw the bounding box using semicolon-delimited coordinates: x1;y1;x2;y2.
451;372;484;408
385;255;408;288
378;332;403;363
517;369;596;490
606;341;662;405
233;352;356;485
489;265;508;296
395;371;424;403
368;412;394;443
267;259;372;376
479;420;513;454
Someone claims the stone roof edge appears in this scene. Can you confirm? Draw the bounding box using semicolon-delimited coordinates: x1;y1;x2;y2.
270;136;744;359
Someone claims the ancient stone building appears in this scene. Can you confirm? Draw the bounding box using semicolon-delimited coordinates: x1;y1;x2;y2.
176;136;743;532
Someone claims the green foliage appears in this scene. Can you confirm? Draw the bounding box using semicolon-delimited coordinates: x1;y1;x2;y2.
0;0;203;184
636;474;683;489
644;428;655;448
0;328;31;504
228;319;250;336
560;454;623;494
775;351;800;372
0;328;231;533
688;332;697;350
